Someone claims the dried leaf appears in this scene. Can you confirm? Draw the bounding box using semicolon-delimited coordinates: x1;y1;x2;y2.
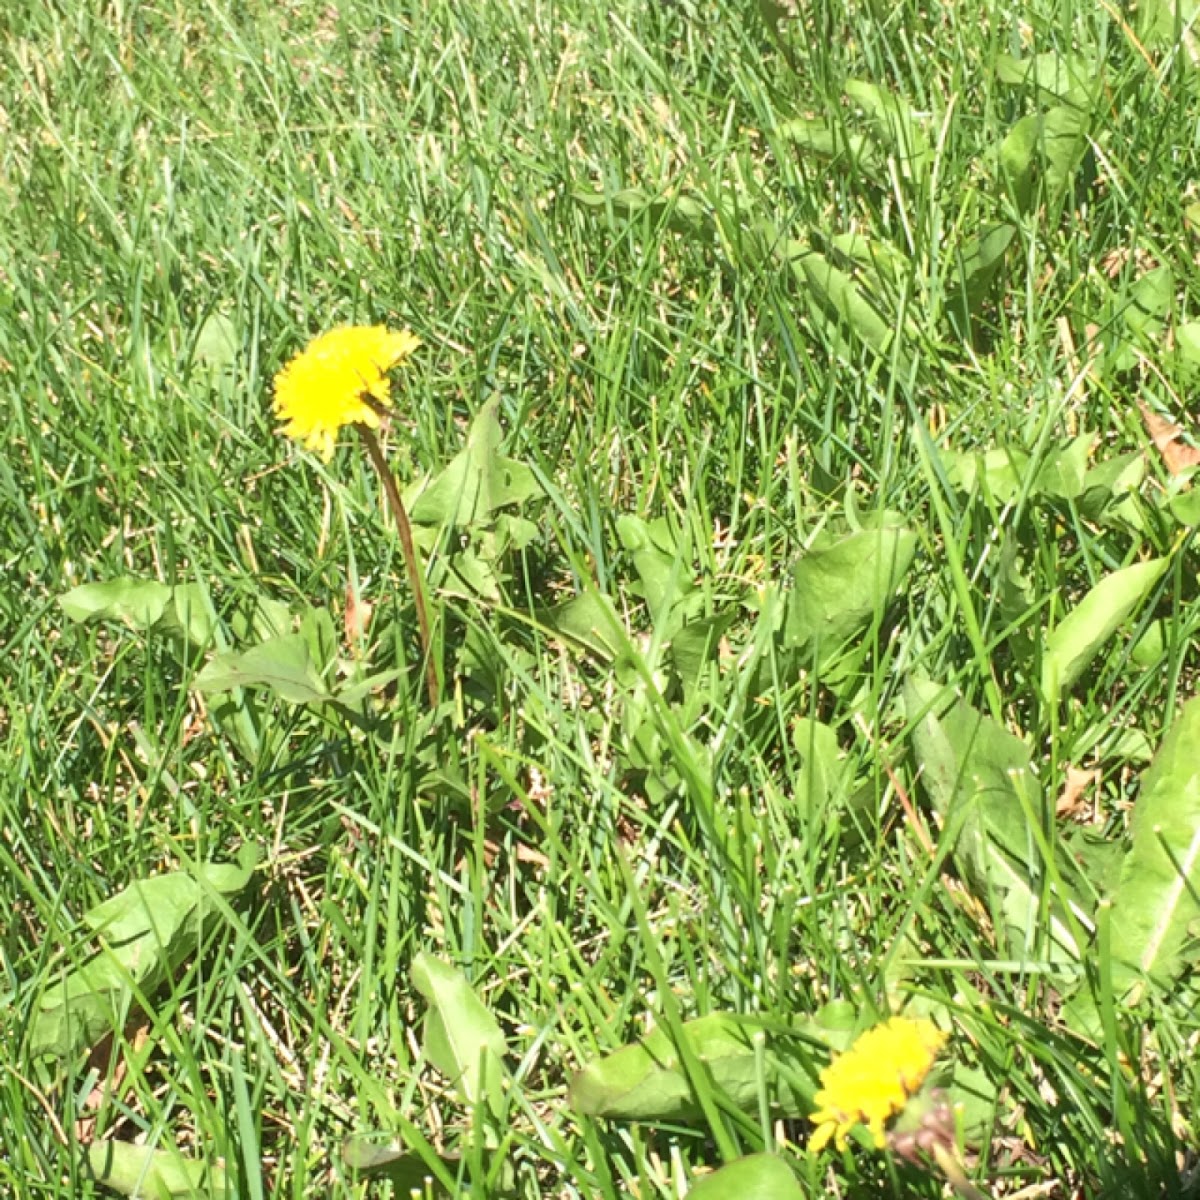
75;1024;150;1141
343;578;373;652
1055;765;1098;820
1140;402;1200;476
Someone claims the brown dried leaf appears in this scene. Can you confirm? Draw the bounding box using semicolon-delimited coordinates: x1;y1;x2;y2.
1140;402;1200;476
74;1024;150;1141
1055;765;1097;821
343;578;373;652
513;840;551;868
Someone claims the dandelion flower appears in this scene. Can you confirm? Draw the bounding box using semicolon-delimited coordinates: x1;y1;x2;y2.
273;325;420;461
808;1016;947;1153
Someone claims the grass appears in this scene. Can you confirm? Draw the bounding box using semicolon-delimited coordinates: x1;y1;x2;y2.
3;0;1200;1197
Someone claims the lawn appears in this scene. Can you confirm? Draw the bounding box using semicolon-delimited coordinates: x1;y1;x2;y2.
3;1;1200;1197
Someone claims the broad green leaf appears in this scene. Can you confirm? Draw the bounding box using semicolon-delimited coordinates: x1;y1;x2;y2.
442;542;502;602
61;578;216;647
1123;266;1174;341
60;578;172;628
773;118;881;172
1173;321;1200;381
790;248;903;367
494;512;539;553
440;513;541;601
942;446;1031;506
1105;698;1200;1000
204;691;262;765
1038;106;1090;220
1080;452;1144;519
85;1141;227;1199
905;677;1080;963
1061;828;1126;910
541;591;625;661
298;603;338;676
941;1059;999;1143
793;718;852;818
193;634;329;705
844;79;930;184
408;395;540;527
332;669;405;710
571;186;717;236
685;1154;805;1200
784;516;916;663
164;583;217;647
1138;0;1200;49
994;537;1036;631
956;222;1016;293
411;952;509;1117
670;612;734;693
191;312;240;377
617;513;694;627
999;114;1040;213
999;107;1089;220
1131;619;1167;668
942;433;1096;508
1168;489;1200;526
996;52;1094;107
33;851;258;1058
569;1012;823;1121
614;512;714;680
238;595;294;644
829;231;910;284
1041;558;1168;699
1034;432;1095;501
343;1135;455;1195
945;223;1015;331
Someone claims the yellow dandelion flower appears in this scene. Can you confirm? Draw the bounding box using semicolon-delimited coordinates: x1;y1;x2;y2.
273;325;420;461
808;1016;947;1154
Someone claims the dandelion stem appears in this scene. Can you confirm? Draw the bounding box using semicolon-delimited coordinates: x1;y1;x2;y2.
931;1144;991;1200
356;423;439;708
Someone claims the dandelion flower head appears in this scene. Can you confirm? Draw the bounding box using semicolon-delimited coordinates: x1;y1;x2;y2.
808;1016;947;1153
273;325;420;461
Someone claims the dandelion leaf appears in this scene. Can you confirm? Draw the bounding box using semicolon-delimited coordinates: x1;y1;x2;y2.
411;952;509;1118
193;633;329;705
569;1012;821;1121
59;578;214;647
85;1141;227;1199
1040;558;1168;700
409;395;540;528
342;1134;456;1194
192;312;240;379
785;513;916;665
1106;698;1200;1000
905;677;1080;964
571;186;717;237
685;1154;806;1200
996;52;1095;107
32;851;257;1058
